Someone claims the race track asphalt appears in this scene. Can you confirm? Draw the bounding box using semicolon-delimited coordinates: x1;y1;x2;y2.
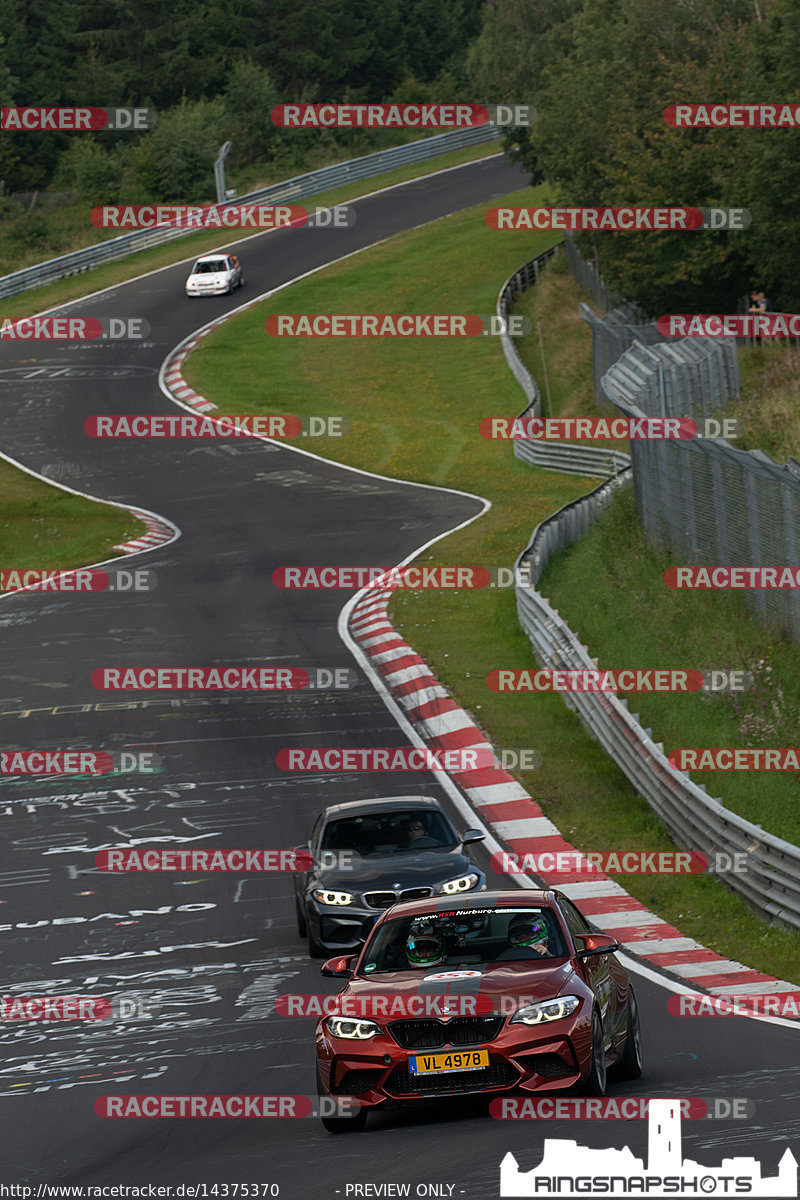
0;154;797;1193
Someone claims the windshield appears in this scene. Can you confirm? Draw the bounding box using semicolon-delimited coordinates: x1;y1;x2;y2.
358;906;568;974
320;809;457;856
192;260;227;274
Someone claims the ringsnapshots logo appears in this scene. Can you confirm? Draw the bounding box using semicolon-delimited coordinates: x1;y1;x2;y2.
0;317;149;341
265;314;530;337
499;1098;797;1197
271;103;535;128
84;415;348;439
1;568;155;594
486;207;751;231
0;107;155;131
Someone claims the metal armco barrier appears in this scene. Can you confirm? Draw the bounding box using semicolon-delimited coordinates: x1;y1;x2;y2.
0;124;501;300
603;341;800;640
513;481;800;929
496;244;631;479
499;243;800;928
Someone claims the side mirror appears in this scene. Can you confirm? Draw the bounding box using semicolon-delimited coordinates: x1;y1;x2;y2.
320;955;356;979
462;829;485;845
574;933;619;958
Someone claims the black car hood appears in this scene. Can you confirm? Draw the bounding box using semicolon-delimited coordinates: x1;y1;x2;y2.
315;846;473;889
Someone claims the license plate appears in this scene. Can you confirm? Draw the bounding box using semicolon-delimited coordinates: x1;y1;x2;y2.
408;1050;489;1075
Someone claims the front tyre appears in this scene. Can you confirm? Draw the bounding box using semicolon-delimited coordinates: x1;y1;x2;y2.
616;987;643;1080
582;1009;607;1096
317;1066;367;1133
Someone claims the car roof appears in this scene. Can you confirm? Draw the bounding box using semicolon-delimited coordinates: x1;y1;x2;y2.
373;889;557;921
320;796;446;820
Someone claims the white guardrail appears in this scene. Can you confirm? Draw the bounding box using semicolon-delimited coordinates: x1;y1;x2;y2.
497;244;631;478
0;124;501;300
502;247;800;928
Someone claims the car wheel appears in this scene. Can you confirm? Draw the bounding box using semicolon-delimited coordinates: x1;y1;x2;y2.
295;899;307;938
615;987;643;1080
317;1066;367;1133
227;279;235;295
582;1009;607;1096
239;275;245;288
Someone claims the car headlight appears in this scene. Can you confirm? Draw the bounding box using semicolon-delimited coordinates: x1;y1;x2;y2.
326;1017;381;1040
441;873;480;895
511;995;581;1025
312;889;353;906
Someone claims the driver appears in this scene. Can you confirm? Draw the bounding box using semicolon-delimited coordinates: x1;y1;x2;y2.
405;923;445;968
505;913;552;957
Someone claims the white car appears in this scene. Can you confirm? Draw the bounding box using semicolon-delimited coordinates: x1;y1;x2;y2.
185;253;244;296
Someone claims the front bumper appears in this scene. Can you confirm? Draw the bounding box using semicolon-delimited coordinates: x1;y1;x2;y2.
307;900;382;951
186;283;228;296
306;881;487;952
316;1008;592;1107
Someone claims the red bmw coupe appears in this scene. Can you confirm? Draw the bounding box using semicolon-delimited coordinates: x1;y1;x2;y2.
314;889;642;1131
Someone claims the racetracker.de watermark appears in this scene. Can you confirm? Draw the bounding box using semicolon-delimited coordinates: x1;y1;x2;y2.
95;848;314;872
84;415;347;438
669;747;800;770
264;314;530;337
485;207;750;231
664;103;800;127
1;750;160;776
487;669;710;692
669;992;800;1018
1;568;155;593
95;1095;312;1118
276;747;496;771
0;317;150;340
270;103;535;127
91;204;309;229
272;565;517;589
480;416;697;440
659;314;800;337
276;993;495;1018
491;1097;754;1120
665;565;800;588
1;107;155;131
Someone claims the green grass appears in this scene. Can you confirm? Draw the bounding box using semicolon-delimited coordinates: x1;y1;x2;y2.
0;458;140;570
183;189;800;981
0;139;499;322
0;143;498;582
731;341;800;462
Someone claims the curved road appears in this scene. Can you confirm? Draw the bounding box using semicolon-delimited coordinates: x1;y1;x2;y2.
0;154;797;1193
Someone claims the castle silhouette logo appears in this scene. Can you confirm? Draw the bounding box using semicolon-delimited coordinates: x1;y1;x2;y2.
500;1099;797;1197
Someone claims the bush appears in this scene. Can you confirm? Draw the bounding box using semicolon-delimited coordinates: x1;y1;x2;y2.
125;96;227;201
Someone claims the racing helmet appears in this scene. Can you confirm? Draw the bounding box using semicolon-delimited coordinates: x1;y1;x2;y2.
405;923;445;968
508;913;549;947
